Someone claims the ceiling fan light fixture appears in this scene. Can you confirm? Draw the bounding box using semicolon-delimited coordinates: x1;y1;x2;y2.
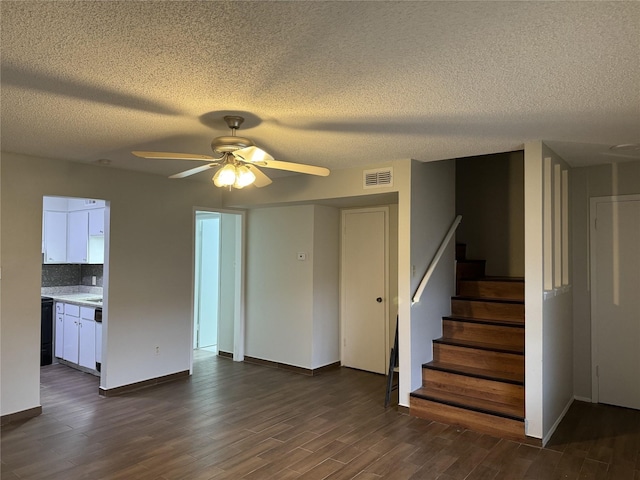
234;165;256;188
213;163;237;187
212;159;257;189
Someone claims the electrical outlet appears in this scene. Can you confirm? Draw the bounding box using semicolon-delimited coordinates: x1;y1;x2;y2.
155;346;160;355
91;275;97;286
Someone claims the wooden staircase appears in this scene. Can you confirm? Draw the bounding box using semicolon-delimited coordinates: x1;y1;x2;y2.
410;244;527;442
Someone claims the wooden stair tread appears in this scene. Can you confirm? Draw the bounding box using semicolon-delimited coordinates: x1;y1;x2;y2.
463;276;524;282
423;360;524;385
444;314;523;327
411;387;524;421
454;296;524;305
443;316;524;328
434;337;524;355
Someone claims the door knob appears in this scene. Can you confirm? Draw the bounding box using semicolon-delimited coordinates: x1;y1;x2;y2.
376;297;383;303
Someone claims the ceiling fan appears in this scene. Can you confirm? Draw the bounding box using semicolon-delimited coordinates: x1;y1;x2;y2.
132;115;330;189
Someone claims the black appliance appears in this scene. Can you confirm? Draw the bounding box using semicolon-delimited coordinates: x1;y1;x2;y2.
41;297;54;366
95;307;102;372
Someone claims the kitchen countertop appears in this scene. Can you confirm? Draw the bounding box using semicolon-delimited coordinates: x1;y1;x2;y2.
42;286;103;307
47;293;103;307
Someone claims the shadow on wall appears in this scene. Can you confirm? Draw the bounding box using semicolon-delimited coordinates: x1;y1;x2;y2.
456;151;524;277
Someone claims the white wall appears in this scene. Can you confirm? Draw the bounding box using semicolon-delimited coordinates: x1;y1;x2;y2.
246;205;315;367
1;152;222;416
405;160;456;399
312;205;340;369
217;212;239;355
524;141;574;443
245;204;340;369
571;161;640;400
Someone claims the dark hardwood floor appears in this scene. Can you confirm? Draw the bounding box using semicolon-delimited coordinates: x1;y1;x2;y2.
2;351;639;479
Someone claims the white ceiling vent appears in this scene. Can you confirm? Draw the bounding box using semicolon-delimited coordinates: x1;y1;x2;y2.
363;167;393;189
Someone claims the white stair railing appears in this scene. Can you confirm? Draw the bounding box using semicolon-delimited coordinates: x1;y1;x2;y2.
412;215;462;305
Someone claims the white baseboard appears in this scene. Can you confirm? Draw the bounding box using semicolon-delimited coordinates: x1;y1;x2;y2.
542;397;574;446
573;395;592;403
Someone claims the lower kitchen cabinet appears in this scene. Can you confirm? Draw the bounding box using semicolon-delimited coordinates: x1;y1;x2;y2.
56;302;97;372
54;303;64;358
78;307;96;369
62;304;80;363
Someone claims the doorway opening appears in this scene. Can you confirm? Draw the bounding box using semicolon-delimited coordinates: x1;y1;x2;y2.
194;212;220;353
40;195;109;393
192;209;245;362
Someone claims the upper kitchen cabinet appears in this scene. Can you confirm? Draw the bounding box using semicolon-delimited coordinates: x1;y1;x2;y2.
89;208;105;236
67;210;89;263
43;211;68;263
43;196;106;265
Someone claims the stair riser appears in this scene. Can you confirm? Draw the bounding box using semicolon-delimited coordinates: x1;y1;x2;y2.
422;369;524;418
443;320;524;349
434;343;524;376
410;396;526;443
456;262;485;280
458;281;524;301
451;299;524;322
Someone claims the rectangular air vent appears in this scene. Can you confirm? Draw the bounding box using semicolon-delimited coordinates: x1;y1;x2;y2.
363;167;393;189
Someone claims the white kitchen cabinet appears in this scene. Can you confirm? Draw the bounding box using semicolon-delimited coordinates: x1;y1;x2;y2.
88;208;105;264
54;303;64;358
62;304;80;363
59;303;97;371
67;210;89;263
42;196;106;265
78;307;96;369
43;211;68;263
89;208;105;236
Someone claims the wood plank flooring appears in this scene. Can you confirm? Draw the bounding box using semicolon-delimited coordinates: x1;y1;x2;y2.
2;351;639;479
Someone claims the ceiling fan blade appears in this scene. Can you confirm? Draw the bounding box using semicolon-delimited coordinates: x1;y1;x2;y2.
132;151;217;161
232;146;274;163
169;163;219;179
248;165;272;187
262;159;330;177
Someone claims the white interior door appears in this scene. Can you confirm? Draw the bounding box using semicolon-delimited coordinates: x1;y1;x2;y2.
341;208;388;374
591;196;640;410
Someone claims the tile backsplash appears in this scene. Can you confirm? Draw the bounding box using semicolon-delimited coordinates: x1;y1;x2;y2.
42;264;104;287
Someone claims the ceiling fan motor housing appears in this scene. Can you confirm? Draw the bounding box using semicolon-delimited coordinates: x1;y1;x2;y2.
211;115;254;154
211;136;254;154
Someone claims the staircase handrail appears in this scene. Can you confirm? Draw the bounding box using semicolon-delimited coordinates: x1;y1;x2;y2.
412;215;462;305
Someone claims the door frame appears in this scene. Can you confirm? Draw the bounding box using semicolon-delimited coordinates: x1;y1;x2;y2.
589;194;640;403
190;207;246;370
340;206;390;372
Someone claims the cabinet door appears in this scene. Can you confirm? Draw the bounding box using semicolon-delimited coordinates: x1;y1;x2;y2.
63;314;79;363
67;210;89;263
55;313;64;358
89;208;105;236
43;211;67;263
79;319;96;369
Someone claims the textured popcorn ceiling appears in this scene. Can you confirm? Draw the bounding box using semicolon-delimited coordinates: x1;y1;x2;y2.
1;1;638;180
